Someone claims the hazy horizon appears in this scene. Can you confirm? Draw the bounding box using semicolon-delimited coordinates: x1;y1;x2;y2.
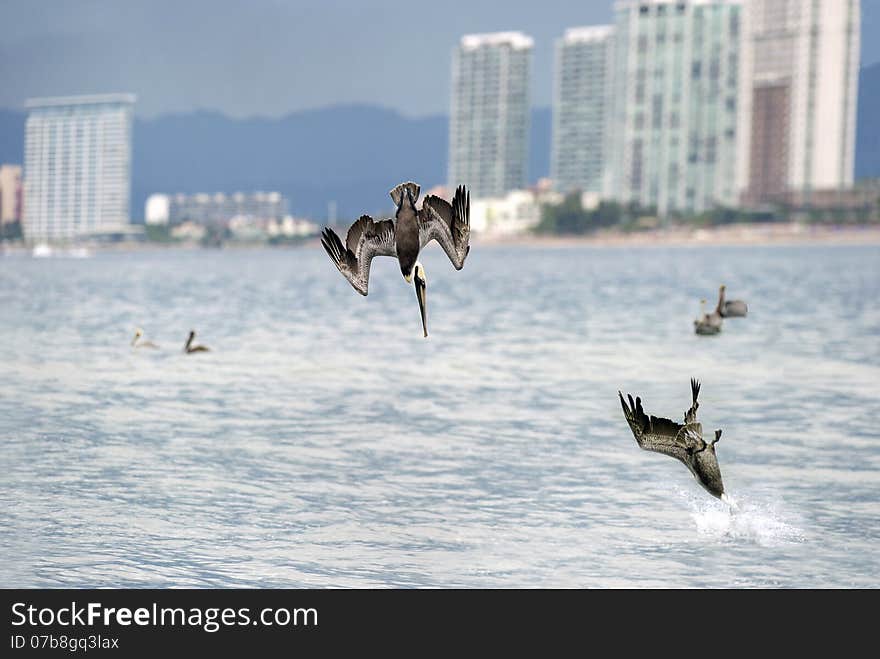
1;0;877;119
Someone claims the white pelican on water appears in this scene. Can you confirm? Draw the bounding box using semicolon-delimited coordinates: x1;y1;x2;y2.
131;328;159;349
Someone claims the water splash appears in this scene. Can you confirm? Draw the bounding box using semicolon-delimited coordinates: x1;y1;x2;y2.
677;488;806;546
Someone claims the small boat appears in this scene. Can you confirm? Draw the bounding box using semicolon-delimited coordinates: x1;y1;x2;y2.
31;243;53;258
66;247;92;259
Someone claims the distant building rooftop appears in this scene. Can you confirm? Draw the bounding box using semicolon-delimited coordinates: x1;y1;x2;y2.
460;31;534;51
614;0;740;9
25;93;137;110
562;25;615;43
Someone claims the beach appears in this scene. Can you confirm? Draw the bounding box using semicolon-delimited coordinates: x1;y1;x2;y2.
3;221;880;256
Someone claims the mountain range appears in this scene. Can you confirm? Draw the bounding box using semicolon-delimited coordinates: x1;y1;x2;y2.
1;62;877;220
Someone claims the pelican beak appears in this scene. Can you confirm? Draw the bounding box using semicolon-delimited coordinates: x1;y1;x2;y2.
414;263;427;338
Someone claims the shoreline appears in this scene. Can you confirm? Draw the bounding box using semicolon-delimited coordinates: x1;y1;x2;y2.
3;222;879;254
472;222;880;248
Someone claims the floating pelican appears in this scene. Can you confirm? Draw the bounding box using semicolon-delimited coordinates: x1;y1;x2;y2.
321;181;470;337
131;328;159;349
619;379;734;508
694;299;722;335
717;284;748;318
184;330;210;353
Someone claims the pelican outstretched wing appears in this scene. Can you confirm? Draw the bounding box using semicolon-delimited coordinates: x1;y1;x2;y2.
619;389;705;466
418;185;470;270
684;378;700;424
321;215;396;296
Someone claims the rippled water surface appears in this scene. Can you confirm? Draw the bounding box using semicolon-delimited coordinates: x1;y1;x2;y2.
1;244;878;587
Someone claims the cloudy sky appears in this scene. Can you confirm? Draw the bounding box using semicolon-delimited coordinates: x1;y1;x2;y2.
1;0;875;118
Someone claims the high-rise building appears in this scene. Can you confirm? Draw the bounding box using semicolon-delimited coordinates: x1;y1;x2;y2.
448;32;533;199
738;0;860;204
552;26;615;195
608;0;742;216
23;94;135;243
0;164;22;224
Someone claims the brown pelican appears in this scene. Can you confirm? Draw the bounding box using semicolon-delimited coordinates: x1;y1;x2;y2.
717;284;748;318
184;330;210;353
321;181;470;338
619;379;735;508
131;328;159;349
694;299;722;335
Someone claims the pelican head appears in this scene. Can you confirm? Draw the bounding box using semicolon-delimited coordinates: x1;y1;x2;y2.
132;327;144;346
185;330;196;351
690;434;726;500
413;261;427;338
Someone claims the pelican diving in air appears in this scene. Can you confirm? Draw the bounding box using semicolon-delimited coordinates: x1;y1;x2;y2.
131;328;159;349
184;330;210;353
321;181;471;337
717;284;748;318
694;299;723;335
619;379;735;508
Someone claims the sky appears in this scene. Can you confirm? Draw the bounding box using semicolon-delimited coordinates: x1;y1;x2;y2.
1;0;877;118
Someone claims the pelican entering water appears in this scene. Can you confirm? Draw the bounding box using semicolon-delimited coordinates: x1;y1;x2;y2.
717;284;748;318
184;330;210;353
131;328;159;349
619;379;734;508
321;181;470;337
694;299;722;335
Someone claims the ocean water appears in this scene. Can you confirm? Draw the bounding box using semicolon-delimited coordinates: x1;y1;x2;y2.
0;243;878;588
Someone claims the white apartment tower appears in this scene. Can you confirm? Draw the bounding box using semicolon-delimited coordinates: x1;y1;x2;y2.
449;32;533;199
552;25;615;195
608;0;742;216
737;0;861;204
23;94;135;243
